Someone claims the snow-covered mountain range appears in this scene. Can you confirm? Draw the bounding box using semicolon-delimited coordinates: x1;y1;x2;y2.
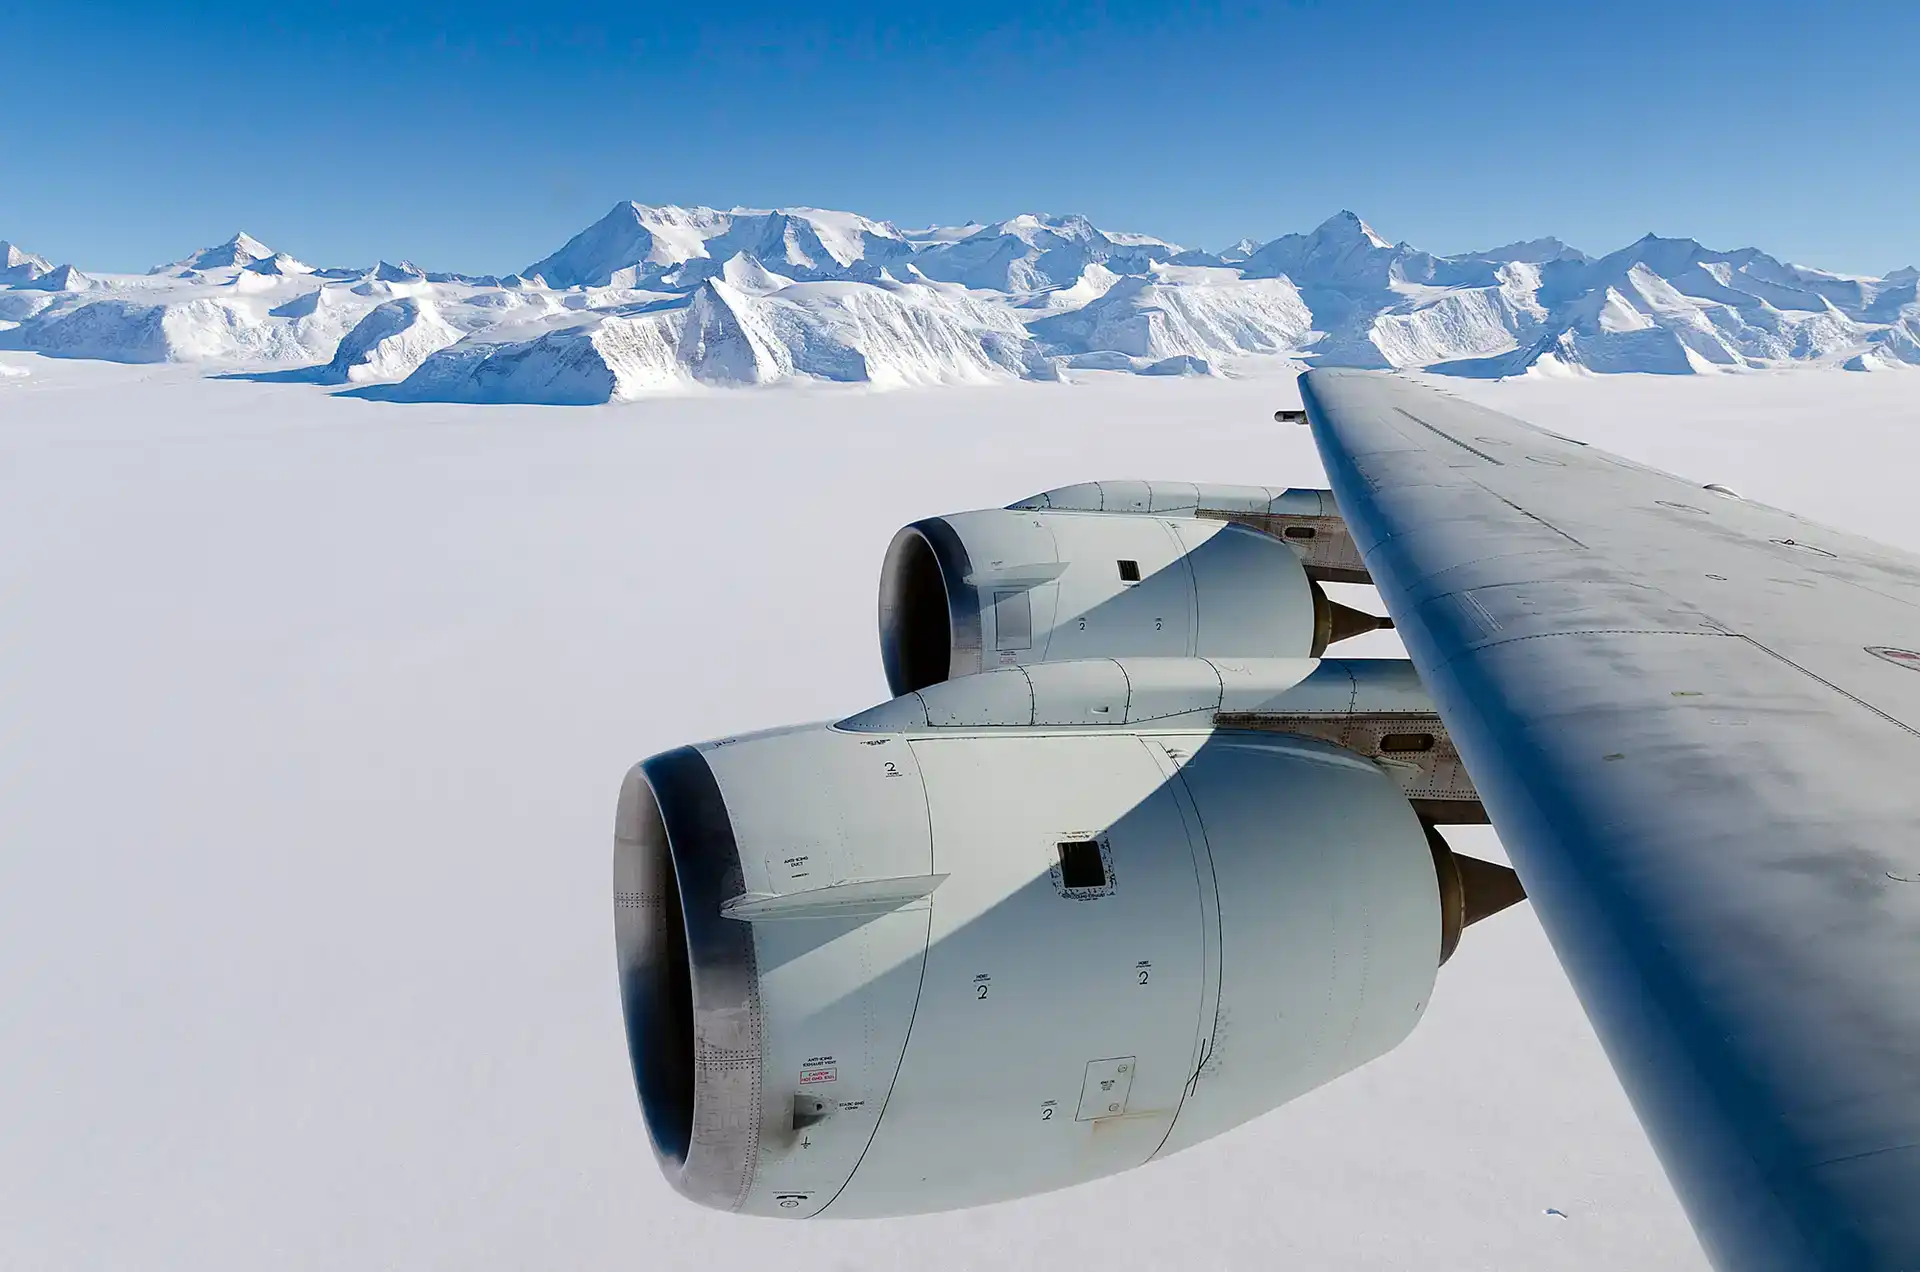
4;204;1916;402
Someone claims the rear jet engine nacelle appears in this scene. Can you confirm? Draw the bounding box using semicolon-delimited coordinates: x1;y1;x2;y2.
615;681;1442;1218
880;507;1332;697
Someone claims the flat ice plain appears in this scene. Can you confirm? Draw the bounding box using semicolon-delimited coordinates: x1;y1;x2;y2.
3;355;1915;1270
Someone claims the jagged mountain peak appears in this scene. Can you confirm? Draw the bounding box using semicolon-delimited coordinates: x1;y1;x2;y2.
1469;237;1589;265
981;212;1106;243
1312;210;1394;248
3;239;51;270
1623;232;1769;263
17;262;91;292
373;260;427;282
151;231;277;274
527;202;913;289
1235;211;1410;290
1;239;55;283
524;202;1182;295
244;252;313;277
719;251;794;296
202;232;272;266
623;201;724;223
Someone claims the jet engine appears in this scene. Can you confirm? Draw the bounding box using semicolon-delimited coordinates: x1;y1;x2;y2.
878;485;1387;697
615;655;1520;1219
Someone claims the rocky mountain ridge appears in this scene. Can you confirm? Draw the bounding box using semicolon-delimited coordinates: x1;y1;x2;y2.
4;207;1915;401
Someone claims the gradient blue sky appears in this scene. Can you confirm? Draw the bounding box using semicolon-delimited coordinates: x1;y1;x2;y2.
6;0;1916;276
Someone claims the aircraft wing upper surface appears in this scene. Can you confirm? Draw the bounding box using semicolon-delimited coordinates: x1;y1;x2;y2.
1300;369;1920;1272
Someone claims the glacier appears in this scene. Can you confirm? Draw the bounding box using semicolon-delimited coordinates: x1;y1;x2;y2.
3;211;1917;403
322;297;463;384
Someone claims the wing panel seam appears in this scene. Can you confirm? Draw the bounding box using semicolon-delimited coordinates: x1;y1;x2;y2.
1734;634;1920;741
1474;484;1588;548
1393;408;1506;464
815;745;940;1217
1811;1140;1920;1171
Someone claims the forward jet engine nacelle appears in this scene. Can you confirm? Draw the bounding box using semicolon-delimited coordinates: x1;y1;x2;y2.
880;508;1328;697
615;657;1446;1219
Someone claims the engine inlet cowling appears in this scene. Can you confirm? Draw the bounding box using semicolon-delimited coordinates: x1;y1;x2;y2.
879;508;1331;697
614;748;759;1210
615;667;1453;1219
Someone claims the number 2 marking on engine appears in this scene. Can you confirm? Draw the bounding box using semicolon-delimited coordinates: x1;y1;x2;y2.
883;761;902;778
973;972;991;1001
1136;959;1152;986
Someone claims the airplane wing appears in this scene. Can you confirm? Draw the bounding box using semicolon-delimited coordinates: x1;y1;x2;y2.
1300;369;1920;1272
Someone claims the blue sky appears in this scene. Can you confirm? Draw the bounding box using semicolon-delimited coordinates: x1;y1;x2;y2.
6;0;1916;276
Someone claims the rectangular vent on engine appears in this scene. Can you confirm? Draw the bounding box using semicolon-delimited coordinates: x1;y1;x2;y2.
1380;733;1436;753
1283;525;1318;540
993;590;1032;651
1116;559;1141;583
1056;839;1108;890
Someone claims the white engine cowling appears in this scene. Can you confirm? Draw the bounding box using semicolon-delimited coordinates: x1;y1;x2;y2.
878;507;1324;697
1006;480;1338;519
615;659;1443;1218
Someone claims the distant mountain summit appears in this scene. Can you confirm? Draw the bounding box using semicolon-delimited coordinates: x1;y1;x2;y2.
17;263;92;292
157;232;277;274
245;252;313;277
1;240;54;284
8;204;1919;398
1240;211;1404;291
525;203;916;289
1470;237;1588;265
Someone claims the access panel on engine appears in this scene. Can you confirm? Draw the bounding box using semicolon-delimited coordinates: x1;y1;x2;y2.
820;733;1210;1216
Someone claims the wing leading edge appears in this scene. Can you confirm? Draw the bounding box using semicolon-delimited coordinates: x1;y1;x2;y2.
1301;369;1920;1272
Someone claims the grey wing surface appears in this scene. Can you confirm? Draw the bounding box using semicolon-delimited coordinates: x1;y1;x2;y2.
1301;368;1920;1272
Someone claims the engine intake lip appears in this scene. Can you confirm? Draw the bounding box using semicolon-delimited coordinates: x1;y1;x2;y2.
613;746;763;1211
879;518;980;697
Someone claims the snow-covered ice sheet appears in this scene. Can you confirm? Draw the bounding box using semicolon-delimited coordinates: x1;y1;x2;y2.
8;362;1914;1270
